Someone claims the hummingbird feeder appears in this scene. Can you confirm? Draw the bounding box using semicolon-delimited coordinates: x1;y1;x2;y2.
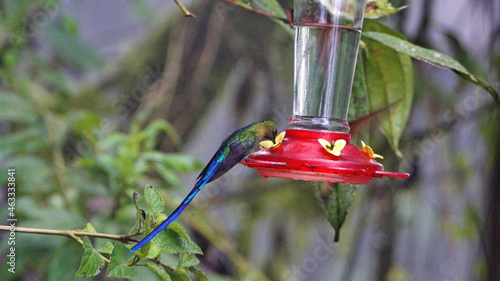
242;0;409;184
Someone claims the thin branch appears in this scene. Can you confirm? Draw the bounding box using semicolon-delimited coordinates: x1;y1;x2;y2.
173;0;197;18
149;259;176;272
0;225;138;244
173;0;289;23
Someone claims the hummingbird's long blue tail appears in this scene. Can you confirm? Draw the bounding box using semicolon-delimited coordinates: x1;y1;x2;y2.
130;180;207;252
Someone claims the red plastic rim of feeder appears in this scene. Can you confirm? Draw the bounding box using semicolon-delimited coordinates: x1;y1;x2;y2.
242;128;410;184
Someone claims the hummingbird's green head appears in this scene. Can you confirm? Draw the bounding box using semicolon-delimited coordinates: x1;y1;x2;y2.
255;120;278;143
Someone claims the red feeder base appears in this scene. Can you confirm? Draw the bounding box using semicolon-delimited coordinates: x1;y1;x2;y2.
242;129;409;184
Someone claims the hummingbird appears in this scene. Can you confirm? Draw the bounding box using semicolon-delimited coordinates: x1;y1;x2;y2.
130;120;278;252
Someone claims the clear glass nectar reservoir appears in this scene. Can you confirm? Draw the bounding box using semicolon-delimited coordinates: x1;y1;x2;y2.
242;0;410;183
291;0;367;132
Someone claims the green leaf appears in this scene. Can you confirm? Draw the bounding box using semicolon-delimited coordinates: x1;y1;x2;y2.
142;152;203;172
130;191;146;235
155;222;203;255
98;241;115;255
349;51;370;137
351;51;369;116
168;222;196;244
189;267;209;281
144;185;165;219
363;18;406;39
135;235;162;259
152;162;184;186
143;119;182;147
79;222;97;233
247;0;292;38
178;253;200;268
146;262;172;281
76;236;105;277
107;243;137;278
365;0;406;18
362;31;500;106
313;183;358;242
133;212;163;259
173;267;192;281
362;34;414;156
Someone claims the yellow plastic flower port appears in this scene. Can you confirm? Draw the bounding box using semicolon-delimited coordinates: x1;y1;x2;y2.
318;139;347;156
360;140;384;159
260;131;286;149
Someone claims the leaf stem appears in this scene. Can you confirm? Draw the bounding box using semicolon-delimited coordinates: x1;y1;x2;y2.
149;259;176;272
173;0;197;18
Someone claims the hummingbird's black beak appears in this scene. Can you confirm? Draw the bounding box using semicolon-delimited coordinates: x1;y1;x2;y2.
270;129;278;144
